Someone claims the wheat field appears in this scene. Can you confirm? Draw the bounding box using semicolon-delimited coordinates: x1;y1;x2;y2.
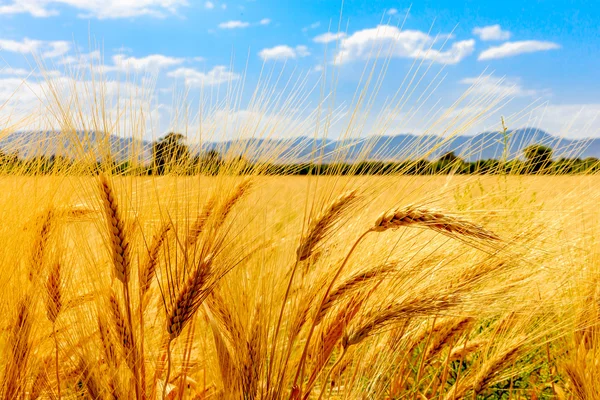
0;171;598;399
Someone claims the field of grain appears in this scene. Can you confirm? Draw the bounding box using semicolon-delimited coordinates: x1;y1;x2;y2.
0;173;598;399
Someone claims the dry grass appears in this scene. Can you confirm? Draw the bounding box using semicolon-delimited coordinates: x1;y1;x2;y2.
0;173;595;400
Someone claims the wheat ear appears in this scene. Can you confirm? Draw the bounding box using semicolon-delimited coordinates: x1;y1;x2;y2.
2;296;32;400
296;190;358;261
315;263;395;325
98;174;130;284
140;221;171;297
76;358;102;399
268;190;359;394
444;337;525;399
305;298;363;397
448;338;488;361
29;208;55;280
166;255;213;340
45;261;62;399
29;357;52;400
346;294;461;347
108;292;138;371
423;317;473;361
98;174;142;398
373;206;500;241
187;195;216;247
213;178;253;232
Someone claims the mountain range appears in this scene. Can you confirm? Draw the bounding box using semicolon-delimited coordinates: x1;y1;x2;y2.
1;128;598;163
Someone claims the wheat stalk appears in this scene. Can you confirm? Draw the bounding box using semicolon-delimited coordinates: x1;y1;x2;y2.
315;263;396;325
296;190;358;261
98;174;131;284
212;178;253;232
166;254;214;340
346;294;461;348
187;195;217;247
140;221;171;297
29;208;55;280
29;357;52;400
423;317;473;361
108;291;138;371
448;338;488;361
45;261;62;323
2;296;32;400
444;337;526;399
373;206;500;241
45;260;62;399
305;297;363;397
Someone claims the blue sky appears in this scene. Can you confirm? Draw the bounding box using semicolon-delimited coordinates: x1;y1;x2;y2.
0;0;598;139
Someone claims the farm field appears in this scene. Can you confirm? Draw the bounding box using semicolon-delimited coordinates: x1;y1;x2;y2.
1;173;599;399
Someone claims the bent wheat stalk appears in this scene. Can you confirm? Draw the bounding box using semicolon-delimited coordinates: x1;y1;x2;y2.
268;190;358;395
373;206;500;241
291;204;498;397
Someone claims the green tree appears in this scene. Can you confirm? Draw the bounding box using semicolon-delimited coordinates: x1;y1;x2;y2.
152;133;190;175
523;144;553;173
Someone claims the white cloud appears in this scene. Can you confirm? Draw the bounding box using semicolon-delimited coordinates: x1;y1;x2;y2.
0;38;71;58
204;1;214;9
0;0;188;19
0;75;162;136
218;20;250;29
112;54;184;72
0;67;30;76
460;76;538;98
221;3;226;9
472;25;511;41
529;104;600;138
0;38;43;54
167;65;240;86
259;18;271;25
387;8;398;15
42;41;71;58
302;21;320;32
334;25;475;65
259;45;311;61
478;40;560;60
313;32;347;44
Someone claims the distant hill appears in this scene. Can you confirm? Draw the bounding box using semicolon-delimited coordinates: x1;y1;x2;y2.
1;128;598;163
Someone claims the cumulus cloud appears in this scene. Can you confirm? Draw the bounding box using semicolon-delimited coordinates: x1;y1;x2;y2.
259;18;271;25
218;20;250;29
334;25;475;65
42;41;71;58
112;54;185;72
460;76;538;98
259;45;310;61
0;38;71;58
167;65;240;86
478;40;560;60
472;25;511;41
387;8;398;15
0;38;43;53
313;32;347;44
204;1;214;9
0;0;188;19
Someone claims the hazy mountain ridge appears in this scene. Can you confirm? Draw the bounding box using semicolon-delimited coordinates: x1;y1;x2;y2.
1;128;598;163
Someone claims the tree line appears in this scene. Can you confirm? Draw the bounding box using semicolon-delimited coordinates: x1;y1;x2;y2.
1;132;599;175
